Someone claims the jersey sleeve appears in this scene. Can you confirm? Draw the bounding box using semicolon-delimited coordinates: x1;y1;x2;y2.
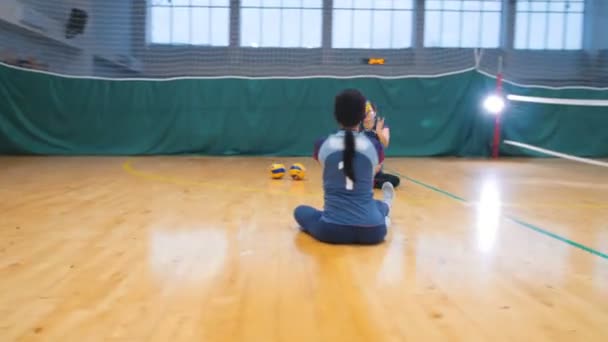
372;138;385;164
313;137;326;161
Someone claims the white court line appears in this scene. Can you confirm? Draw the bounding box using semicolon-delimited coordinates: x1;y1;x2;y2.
507;94;608;106
504;140;608;168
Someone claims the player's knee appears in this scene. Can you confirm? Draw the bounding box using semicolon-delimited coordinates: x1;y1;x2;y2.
293;205;314;225
293;206;305;221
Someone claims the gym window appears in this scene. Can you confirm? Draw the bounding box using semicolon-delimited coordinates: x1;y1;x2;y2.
514;0;584;50
148;0;230;46
240;0;323;48
332;0;414;49
424;0;502;48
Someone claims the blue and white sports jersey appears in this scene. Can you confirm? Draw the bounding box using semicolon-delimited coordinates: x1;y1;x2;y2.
313;130;385;226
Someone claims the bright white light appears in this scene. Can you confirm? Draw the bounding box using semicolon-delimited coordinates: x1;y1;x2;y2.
483;95;505;115
476;177;502;253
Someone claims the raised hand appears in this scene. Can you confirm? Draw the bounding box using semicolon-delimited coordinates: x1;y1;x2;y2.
375;117;385;135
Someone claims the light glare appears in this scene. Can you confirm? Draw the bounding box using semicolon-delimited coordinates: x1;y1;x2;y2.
484;95;505;115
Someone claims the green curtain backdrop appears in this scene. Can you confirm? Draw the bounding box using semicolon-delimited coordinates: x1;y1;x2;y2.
1;64;606;157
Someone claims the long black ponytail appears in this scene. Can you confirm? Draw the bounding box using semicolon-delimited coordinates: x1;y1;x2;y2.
334;89;366;183
343;129;356;182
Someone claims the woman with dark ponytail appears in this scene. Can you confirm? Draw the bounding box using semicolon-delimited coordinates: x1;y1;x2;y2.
293;89;395;245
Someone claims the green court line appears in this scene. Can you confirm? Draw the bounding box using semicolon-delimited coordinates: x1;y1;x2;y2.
507;217;608;260
387;167;608;261
399;174;467;203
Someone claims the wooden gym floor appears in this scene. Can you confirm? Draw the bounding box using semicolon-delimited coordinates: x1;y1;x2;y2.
1;156;607;341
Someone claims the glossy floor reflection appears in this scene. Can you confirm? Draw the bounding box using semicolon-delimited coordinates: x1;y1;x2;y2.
0;156;607;341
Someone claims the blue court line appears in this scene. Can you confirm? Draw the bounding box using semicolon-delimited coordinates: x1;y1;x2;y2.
387;168;608;261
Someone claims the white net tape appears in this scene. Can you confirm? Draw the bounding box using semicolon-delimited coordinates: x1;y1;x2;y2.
504;140;608;168
508;94;608;106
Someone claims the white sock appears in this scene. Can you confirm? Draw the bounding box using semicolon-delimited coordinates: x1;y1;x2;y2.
382;182;395;210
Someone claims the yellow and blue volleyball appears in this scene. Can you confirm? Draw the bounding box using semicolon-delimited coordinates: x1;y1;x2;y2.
365;100;374;114
270;163;286;179
289;163;306;180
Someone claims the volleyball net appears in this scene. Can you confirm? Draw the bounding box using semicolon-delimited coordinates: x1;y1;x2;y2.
501;94;608;167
